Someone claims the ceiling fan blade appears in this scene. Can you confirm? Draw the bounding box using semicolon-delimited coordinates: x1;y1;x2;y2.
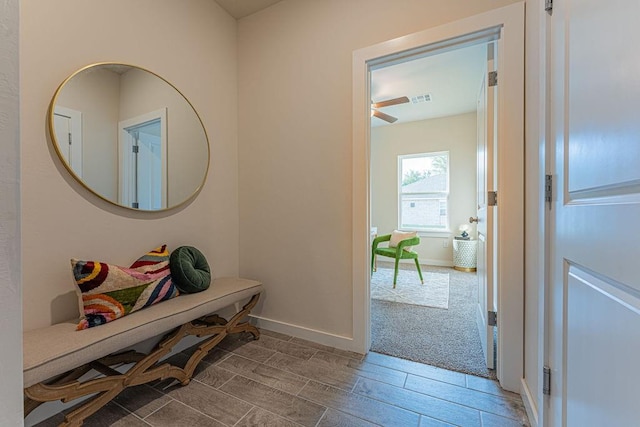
372;109;398;123
372;96;410;109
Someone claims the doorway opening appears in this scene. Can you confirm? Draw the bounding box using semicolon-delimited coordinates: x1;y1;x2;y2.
53;106;83;178
352;4;524;391
118;108;167;210
369;40;498;379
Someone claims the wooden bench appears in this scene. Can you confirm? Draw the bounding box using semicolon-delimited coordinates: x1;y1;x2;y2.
23;277;263;427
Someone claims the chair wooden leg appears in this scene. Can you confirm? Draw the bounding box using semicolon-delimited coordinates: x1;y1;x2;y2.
393;258;400;288
414;259;424;284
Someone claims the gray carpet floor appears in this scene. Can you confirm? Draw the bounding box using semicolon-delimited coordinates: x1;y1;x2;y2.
371;262;497;379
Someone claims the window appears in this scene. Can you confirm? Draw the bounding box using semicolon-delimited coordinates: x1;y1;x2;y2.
398;151;449;231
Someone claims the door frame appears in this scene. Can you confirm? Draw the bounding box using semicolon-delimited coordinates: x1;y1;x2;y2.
352;2;524;392
118;108;168;209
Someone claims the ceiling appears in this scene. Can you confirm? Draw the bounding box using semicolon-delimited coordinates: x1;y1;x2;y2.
212;1;487;126
214;0;284;19
371;43;487;127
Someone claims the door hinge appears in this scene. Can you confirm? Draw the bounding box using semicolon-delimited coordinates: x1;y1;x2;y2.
132;145;139;154
68;132;72;145
545;174;553;207
488;310;497;326
488;191;498;207
543;366;551;395
488;71;498;87
545;0;553;15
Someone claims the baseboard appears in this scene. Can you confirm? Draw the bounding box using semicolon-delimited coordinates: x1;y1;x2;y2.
251;260;455;353
520;377;539;427
249;315;361;353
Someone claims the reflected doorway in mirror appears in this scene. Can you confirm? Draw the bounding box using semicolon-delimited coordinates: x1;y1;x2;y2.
53;106;83;177
118;108;167;210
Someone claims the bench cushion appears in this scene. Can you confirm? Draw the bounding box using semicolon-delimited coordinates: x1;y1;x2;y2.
23;277;263;388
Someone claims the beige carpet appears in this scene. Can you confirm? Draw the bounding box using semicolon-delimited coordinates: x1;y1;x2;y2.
371;266;450;309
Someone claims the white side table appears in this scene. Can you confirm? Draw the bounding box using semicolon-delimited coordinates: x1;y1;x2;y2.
453;239;477;272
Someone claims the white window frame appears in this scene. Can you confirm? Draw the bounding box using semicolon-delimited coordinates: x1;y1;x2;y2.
398;151;450;232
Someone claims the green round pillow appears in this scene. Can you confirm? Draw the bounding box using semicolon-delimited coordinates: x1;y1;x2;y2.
169;246;211;294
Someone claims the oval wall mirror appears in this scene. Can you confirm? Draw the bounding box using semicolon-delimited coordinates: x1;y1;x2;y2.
48;63;210;211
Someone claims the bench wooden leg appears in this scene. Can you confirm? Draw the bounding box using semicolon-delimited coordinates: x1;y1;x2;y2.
24;293;261;426
178;292;261;385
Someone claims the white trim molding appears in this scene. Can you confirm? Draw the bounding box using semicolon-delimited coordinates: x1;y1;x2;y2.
249;315;361;354
521;377;539;427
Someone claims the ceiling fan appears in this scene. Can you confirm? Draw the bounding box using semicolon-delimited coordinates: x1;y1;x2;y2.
371;96;410;123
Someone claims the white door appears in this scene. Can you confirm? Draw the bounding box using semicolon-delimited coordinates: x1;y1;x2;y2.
53;106;82;177
475;43;497;370
136;129;163;210
549;0;640;425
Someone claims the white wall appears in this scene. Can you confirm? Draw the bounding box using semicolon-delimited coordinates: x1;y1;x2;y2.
21;0;239;331
0;0;23;423
371;113;478;266
237;0;521;345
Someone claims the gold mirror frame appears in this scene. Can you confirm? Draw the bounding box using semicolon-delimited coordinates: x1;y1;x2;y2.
48;62;210;211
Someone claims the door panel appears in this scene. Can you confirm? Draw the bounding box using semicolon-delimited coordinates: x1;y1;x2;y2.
550;0;640;424
137;130;163;210
567;1;640;192
565;266;640;426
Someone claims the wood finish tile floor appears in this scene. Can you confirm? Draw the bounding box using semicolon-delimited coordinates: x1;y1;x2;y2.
34;329;529;427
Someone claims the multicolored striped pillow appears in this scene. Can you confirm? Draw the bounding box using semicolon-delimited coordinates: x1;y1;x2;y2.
72;245;179;330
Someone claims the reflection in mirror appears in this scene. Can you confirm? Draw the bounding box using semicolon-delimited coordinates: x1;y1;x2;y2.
49;63;209;211
119;108;167;209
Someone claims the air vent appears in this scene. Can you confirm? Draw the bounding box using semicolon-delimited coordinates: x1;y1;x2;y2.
411;94;432;104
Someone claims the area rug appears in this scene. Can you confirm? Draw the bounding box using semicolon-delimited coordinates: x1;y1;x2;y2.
371;263;497;379
371;266;450;309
